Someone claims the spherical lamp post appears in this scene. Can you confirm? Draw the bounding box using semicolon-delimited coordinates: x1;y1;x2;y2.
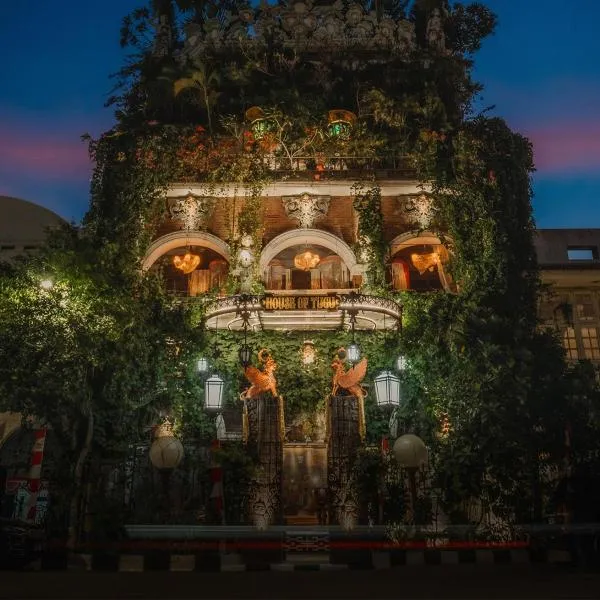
393;434;428;525
150;420;185;471
150;419;185;519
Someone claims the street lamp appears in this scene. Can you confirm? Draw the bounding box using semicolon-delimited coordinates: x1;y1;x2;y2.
197;357;209;374
393;434;428;525
346;293;360;364
374;370;401;408
238;295;253;368
205;374;225;411
149;420;185;470
396;354;407;373
393;434;428;469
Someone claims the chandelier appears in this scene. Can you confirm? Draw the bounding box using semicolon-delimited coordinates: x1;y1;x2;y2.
294;250;320;271
173;252;201;274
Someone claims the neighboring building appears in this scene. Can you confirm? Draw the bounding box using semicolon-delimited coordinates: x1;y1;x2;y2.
0;196;65;262
536;229;600;365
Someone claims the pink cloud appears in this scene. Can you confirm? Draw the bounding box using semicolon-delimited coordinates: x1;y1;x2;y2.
0;123;92;180
521;121;600;174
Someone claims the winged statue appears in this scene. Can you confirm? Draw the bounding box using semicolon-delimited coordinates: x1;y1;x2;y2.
331;349;368;441
240;349;278;400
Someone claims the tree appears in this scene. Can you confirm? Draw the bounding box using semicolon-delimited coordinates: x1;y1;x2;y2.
0;228;206;546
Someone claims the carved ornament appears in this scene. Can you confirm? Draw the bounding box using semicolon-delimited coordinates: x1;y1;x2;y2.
282;193;330;228
168;194;216;230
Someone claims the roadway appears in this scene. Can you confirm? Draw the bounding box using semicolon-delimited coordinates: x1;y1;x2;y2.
1;564;599;599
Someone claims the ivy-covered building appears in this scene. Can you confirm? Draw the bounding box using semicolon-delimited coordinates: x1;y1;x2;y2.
2;0;599;542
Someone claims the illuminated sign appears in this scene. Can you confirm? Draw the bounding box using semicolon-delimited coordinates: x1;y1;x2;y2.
261;295;340;311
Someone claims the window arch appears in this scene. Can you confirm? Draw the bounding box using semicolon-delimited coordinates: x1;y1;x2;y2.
389;232;453;292
260;229;362;291
142;232;231;297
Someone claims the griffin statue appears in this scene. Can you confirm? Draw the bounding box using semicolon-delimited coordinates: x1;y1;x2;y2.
240;349;278;400
331;349;368;441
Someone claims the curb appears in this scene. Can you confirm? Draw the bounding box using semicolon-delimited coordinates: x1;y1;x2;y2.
36;548;573;572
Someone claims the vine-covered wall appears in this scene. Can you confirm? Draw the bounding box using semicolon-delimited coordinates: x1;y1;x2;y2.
80;0;600;528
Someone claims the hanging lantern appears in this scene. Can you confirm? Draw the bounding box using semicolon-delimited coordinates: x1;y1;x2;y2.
396;355;407;372
245;106;274;141
173;252;201;274
238;344;252;368
393;434;428;469
205;374;224;411
301;340;316;365
327;109;357;139
149;420;184;470
197;357;209;374
374;370;401;408
347;342;361;364
294;250;321;271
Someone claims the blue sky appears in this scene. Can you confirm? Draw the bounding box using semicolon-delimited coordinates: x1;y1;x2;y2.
0;0;599;227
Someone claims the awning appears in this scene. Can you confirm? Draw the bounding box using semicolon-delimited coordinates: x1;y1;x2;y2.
204;292;402;332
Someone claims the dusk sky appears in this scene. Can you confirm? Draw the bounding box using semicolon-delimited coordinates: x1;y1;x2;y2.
0;0;599;227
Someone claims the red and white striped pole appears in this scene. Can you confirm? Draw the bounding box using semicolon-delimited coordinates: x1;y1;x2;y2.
25;428;47;523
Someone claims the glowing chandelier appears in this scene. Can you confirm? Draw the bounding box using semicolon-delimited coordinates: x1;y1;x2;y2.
173;252;201;274
294;250;320;271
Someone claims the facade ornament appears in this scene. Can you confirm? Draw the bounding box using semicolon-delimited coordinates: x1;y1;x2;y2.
401;194;434;228
281;193;330;228
375;16;397;48
331;350;368;441
426;8;446;53
153;14;173;58
397;20;416;53
168;194;216;230
240;349;279;400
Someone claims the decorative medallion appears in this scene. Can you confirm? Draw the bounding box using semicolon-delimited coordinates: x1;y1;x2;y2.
282;193;330;228
401;194;434;228
168;194;216;230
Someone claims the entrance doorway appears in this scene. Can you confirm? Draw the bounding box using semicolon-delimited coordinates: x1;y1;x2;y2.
282;443;327;526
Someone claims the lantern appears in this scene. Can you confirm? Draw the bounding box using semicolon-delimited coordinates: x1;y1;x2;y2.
239;249;254;268
327;109;357;139
173;253;201;274
40;278;54;291
374;370;401;408
149;421;184;470
294;250;320;271
301;340;316;365
347;342;361;364
197;357;209;374
238;344;252;368
205;374;224;411
393;434;428;469
397;355;407;372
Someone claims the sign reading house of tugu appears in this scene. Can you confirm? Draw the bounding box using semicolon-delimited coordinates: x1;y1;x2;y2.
261;294;340;311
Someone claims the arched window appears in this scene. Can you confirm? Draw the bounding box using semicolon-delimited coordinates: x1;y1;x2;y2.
390;234;453;292
141;232;231;298
153;245;229;297
265;244;352;291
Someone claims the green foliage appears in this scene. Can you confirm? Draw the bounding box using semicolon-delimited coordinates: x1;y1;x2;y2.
20;0;599;537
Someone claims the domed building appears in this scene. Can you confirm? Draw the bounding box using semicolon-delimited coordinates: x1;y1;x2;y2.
0;196;65;262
